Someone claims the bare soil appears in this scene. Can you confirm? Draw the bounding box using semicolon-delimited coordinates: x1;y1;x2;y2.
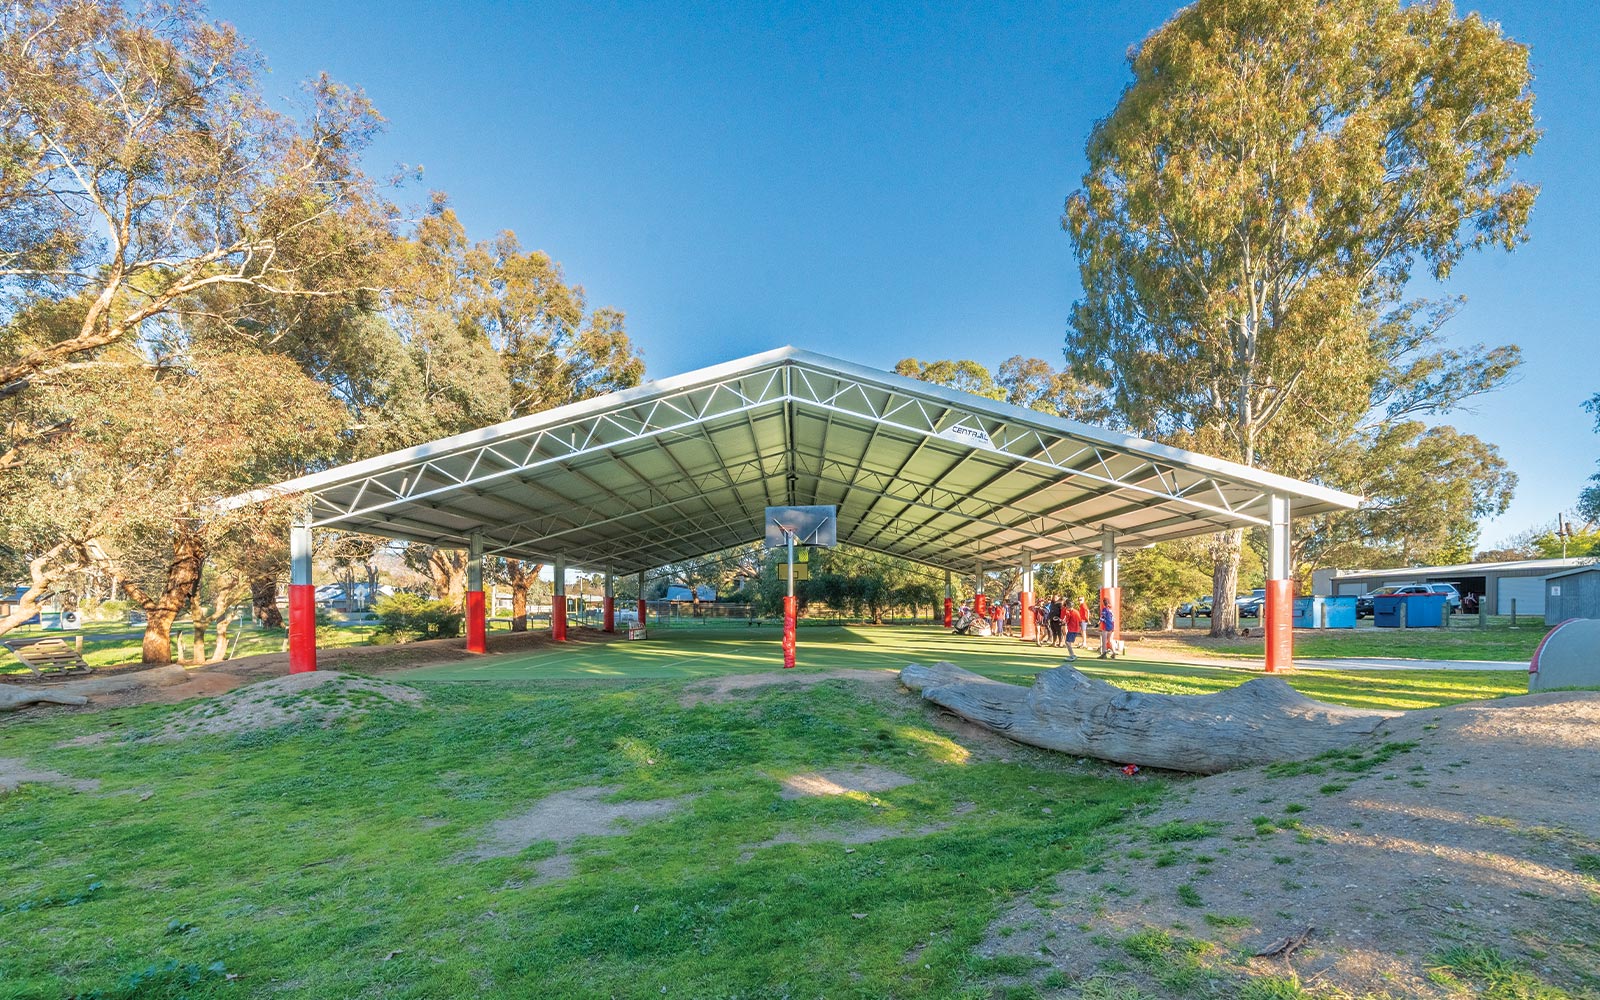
679;666;900;707
0;757;99;794
0;628;621;720
464;785;695;882
60;671;427;745
974;691;1600;998
778;764;915;800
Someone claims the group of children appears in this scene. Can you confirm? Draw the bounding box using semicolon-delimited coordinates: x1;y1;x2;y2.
969;595;1121;660
1033;594;1119;661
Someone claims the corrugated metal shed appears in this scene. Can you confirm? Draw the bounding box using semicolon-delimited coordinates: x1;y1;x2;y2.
1545;566;1600;621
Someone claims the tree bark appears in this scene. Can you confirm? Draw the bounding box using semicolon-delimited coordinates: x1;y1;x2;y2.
899;661;1396;774
250;577;282;628
122;523;207;665
507;558;530;632
1209;528;1243;638
0;688;89;712
429;548;467;610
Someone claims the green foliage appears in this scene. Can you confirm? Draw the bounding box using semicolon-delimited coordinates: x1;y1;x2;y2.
372;593;464;640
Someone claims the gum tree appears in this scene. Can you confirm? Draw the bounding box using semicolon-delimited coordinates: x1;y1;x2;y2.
1064;0;1539;634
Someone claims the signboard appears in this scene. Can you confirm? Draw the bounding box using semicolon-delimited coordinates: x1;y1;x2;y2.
764;505;838;548
937;421;997;451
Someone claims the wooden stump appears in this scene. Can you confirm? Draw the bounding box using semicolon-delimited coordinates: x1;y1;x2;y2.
899;661;1398;774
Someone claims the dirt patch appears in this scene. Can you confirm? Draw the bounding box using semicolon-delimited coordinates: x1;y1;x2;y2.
679;667;899;707
975;691;1600;998
466;785;694;874
0;757;99;793
1;628;623;721
737;802;973;862
778;765;915;800
90;671;426;743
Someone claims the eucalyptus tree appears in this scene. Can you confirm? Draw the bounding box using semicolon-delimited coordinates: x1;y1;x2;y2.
1063;0;1539;633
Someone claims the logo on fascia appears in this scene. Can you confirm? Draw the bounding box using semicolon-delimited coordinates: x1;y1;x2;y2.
939;423;997;450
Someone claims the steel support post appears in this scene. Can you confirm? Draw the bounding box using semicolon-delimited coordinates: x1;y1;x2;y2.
782;534;797;669
636;571;647;627
1264;494;1293;673
288;516;317;674
973;564;987;617
1099;530;1121;652
465;531;487;654
553;553;568;641
603;570;616;633
943;569;953;628
1018;559;1035;641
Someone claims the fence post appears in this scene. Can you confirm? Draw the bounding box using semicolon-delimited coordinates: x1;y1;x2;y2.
1398;598;1408;630
1510;598;1518;629
1478;599;1487;629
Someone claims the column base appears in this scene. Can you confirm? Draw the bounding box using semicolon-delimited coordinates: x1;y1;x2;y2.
288;583;317;674
466;590;487;654
1264;578;1294;672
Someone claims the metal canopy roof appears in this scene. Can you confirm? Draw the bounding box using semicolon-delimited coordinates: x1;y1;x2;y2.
225;347;1361;574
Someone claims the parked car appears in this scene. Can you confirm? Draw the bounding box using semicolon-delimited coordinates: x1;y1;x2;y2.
1355;583;1462;618
1177;596;1212;618
1236;589;1267;618
1356;586;1397;618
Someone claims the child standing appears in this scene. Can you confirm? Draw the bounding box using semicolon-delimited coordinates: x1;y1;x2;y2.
1099;603;1117;658
1062;598;1082;661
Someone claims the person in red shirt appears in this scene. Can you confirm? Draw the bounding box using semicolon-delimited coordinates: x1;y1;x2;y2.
1062;598;1082;661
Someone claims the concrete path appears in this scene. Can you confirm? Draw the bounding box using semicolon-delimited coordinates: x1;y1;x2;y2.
1291;656;1528;672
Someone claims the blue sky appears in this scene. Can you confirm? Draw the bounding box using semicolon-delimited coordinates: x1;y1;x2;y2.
212;0;1599;546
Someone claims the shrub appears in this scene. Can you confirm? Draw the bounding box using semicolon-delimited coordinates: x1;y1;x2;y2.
372;593;463;641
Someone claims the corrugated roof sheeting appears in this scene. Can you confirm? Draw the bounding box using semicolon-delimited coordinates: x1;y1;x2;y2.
225;348;1361;573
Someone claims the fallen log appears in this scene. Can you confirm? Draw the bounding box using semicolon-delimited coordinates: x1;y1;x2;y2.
0;687;90;713
899;661;1397;774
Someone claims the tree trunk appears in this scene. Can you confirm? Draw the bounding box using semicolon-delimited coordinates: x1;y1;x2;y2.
191;617;208;664
429;548;467;610
1161;607;1177;630
508;558;530;632
1209;528;1242;638
142;609;178;664
900;661;1397;774
211;618;230;662
123;522;207;665
251;577;282;628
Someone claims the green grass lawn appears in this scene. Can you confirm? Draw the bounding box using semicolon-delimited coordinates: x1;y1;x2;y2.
397;624;1525;710
1159;614;1549;662
0;625;1541;998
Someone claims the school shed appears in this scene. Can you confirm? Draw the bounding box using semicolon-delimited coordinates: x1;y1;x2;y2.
1321;556;1592;617
1545;565;1600;622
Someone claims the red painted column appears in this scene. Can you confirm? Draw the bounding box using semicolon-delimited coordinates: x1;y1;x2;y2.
603;597;615;633
637;597;647;626
288;517;316;674
1099;586;1122;647
465;530;487;654
552;554;568;641
1019;593;1033;640
974;593;987;617
943;597;953;627
466;590;487;654
1264;579;1294;673
288;583;317;674
1264;495;1293;673
782;595;797;669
